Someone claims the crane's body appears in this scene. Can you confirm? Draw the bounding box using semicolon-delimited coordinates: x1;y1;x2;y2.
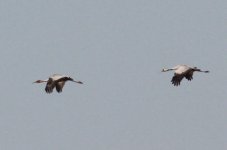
33;74;83;93
162;65;209;86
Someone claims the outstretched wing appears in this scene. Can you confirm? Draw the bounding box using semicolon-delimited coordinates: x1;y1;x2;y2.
185;71;194;81
45;78;56;93
56;81;65;93
171;74;184;86
55;77;71;93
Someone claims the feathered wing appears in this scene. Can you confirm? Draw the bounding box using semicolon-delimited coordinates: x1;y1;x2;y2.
45;78;56;93
55;77;70;93
171;74;184;86
56;81;65;93
185;71;194;81
56;76;70;82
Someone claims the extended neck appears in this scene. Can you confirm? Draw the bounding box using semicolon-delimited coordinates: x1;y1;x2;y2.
33;79;48;83
162;68;174;72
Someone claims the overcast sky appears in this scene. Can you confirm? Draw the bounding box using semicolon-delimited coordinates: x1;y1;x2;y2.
0;0;226;150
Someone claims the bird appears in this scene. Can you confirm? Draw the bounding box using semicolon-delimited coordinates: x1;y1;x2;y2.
33;74;83;93
162;65;209;86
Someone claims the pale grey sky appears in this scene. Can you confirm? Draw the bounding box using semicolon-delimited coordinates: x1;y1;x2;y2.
0;0;226;150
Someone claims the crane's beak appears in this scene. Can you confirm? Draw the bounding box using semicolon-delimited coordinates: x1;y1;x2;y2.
161;69;166;72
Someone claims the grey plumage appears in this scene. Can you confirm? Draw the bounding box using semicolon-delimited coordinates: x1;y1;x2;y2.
162;65;209;86
34;74;83;93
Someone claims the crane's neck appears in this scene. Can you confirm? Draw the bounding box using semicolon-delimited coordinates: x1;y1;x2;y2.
162;68;174;72
33;79;48;83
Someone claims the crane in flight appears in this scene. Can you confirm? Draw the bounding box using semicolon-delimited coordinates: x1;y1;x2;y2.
33;74;83;93
162;65;209;86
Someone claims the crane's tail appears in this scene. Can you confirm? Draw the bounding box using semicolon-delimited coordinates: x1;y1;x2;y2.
200;70;209;73
73;80;83;84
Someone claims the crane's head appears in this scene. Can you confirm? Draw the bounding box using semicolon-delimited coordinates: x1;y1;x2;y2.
33;80;47;83
162;68;171;72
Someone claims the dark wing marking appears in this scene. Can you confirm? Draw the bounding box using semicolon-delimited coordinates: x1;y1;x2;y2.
171;73;184;86
45;78;56;93
55;77;71;93
185;71;194;81
55;77;77;93
56;81;65;93
56;77;71;82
